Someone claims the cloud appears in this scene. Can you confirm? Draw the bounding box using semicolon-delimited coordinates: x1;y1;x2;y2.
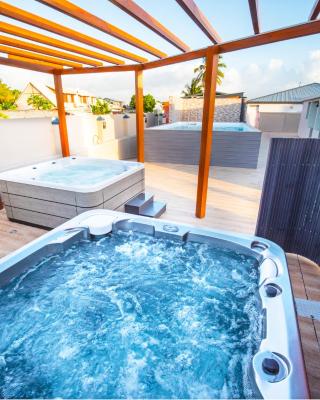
218;67;242;93
305;50;320;82
268;58;284;71
220;50;319;99
0;66;51;91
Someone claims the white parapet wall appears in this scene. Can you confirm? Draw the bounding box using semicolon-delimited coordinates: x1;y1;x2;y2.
0;113;138;172
246;103;302;132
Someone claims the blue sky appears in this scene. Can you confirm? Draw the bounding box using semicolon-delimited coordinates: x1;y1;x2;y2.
0;0;319;102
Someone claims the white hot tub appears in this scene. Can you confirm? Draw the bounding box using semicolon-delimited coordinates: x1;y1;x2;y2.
0;157;144;228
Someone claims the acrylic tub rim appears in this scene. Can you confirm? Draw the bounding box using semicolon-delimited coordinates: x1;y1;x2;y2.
145;121;261;133
0;210;309;400
0;157;144;193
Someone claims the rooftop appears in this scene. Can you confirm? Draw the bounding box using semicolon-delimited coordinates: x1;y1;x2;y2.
248;82;320;104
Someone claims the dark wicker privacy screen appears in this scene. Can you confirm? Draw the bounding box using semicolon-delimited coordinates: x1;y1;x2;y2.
256;138;320;265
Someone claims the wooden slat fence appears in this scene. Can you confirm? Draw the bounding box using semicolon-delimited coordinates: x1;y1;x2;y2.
256;138;320;264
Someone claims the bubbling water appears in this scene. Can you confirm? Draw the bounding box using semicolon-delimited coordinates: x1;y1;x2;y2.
0;231;262;398
37;162;127;186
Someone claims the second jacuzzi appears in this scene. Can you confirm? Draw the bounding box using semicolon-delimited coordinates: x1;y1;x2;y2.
145;122;262;168
0;157;144;228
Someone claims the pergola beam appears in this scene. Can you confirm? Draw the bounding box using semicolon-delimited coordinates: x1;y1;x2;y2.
142;47;208;70
109;0;190;52
0;55;54;73
59;47;207;74
248;0;260;34
53;74;70;157
8;55;63;69
309;0;320;20
36;0;167;58
58;19;320;75
59;64;142;75
196;48;218;218
218;19;320;53
135;70;144;162
0;35;103;67
0;1;147;63
176;0;221;43
0;22;125;65
0;44;83;68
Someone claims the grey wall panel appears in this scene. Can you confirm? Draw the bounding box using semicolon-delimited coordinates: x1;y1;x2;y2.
144;129;261;168
0;180;8;193
11;207;68;229
259;112;300;133
6;182;76;204
8;194;77;219
103;169;144;201
103;180;144;211
256;138;320;264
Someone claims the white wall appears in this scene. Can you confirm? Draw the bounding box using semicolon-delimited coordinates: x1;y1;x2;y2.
246;105;259;127
0;114;138;172
113;114;137;138
257;104;302;113
246;103;303;129
0;117;58;171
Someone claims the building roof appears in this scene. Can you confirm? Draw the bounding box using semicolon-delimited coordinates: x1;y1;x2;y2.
104;97;124;104
177;92;244;99
28;82;57;107
247;83;320;104
46;85;95;97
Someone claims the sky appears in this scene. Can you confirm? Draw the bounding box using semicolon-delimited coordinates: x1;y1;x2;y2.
0;0;319;103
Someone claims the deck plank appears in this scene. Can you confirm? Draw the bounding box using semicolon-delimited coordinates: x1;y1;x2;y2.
0;208;45;258
298;255;320;302
286;253;308;299
298;316;320;399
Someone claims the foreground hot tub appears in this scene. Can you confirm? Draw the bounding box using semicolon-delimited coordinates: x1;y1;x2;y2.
0;157;144;228
0;210;308;399
145;122;262;168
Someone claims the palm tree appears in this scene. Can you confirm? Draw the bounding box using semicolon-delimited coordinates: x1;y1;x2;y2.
194;55;226;86
181;77;203;97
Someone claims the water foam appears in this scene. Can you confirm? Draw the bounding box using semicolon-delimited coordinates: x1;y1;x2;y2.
0;231;261;398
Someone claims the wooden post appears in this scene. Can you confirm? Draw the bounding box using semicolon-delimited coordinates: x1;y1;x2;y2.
195;47;219;218
53;73;70;157
135;69;144;162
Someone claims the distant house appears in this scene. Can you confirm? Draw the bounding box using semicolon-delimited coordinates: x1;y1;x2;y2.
103;98;124;113
16;82;97;112
246;83;320;133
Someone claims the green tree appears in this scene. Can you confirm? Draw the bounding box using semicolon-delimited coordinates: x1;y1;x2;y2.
129;93;156;113
194;55;226;86
90;99;111;115
181;77;203;97
0;80;20;110
27;94;54;110
0;112;8;119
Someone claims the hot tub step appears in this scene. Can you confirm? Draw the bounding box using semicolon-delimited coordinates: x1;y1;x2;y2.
139;201;166;218
125;192;154;214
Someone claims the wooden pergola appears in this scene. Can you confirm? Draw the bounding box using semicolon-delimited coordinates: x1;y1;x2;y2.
1;0;319;218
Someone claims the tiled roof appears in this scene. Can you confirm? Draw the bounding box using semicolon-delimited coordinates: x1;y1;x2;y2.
247;83;320;104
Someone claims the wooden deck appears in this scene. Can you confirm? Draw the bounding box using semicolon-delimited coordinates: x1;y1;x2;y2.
287;254;320;399
0;135;319;397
